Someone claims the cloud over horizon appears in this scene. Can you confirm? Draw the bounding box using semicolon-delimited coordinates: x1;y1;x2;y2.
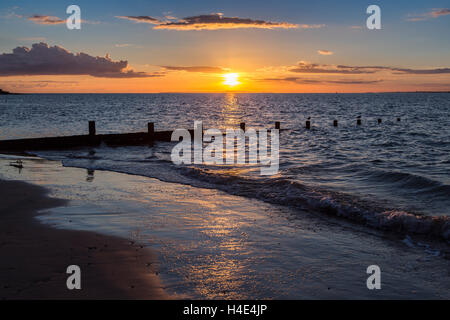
318;50;333;55
117;13;310;30
115;15;161;24
162;66;226;73
0;43;158;78
290;61;450;75
262;77;383;85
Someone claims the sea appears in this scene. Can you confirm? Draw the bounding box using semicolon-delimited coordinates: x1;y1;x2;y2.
0;92;449;298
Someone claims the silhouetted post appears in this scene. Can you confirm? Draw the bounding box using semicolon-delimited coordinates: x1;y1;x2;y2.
275;121;280;130
148;122;154;147
333;120;338;127
397;117;401;122
88;121;96;146
357;118;362;125
240;122;245;131
305;120;311;129
89;121;96;136
378;118;382;124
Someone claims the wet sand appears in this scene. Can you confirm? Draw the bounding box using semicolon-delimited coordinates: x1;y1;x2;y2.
0;179;169;299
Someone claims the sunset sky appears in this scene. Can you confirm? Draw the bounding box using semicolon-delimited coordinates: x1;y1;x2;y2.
0;0;449;93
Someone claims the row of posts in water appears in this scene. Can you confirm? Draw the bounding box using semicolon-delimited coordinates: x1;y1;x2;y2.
239;117;401;131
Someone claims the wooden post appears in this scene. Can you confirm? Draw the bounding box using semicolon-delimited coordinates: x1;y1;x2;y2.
275;121;280;130
148;122;154;147
357;118;362;125
333;120;338;127
305;120;310;129
240;122;245;131
89;121;96;136
397;117;401;122
88;121;96;146
378;118;382;124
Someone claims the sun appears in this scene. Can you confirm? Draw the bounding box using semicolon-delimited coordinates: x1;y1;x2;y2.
222;73;240;87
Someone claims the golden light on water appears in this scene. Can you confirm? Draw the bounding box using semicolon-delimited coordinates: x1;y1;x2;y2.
222;73;240;87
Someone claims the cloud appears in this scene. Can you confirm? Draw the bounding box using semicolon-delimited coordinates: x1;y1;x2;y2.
117;13;305;30
289;61;450;75
116;15;161;24
262;77;383;85
0;42;159;78
28;15;65;25
390;67;450;74
431;8;450;17
18;37;47;42
290;61;377;74
407;8;450;21
0;80;79;89
162;66;226;73
318;50;333;55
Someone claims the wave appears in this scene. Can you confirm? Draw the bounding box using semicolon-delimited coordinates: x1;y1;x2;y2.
31;145;450;242
367;170;450;197
174;166;450;240
55;152;450;241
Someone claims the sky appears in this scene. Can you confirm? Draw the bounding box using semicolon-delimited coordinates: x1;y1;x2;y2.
0;0;449;93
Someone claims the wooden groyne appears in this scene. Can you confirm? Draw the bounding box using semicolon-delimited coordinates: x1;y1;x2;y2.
0;122;193;151
0;117;397;151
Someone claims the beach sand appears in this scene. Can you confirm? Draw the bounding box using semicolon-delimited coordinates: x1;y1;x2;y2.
0;179;169;299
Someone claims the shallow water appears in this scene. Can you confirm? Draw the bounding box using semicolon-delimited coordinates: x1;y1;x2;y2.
1;157;449;299
1;93;448;238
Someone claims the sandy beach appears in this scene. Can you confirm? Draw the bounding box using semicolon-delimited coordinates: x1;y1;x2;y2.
0;178;169;299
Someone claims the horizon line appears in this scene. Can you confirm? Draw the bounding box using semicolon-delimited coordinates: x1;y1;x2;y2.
7;90;450;94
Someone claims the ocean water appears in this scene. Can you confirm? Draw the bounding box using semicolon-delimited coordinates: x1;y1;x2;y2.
1;93;449;240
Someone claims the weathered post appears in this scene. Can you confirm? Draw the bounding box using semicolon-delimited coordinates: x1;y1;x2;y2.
305;120;311;129
275;121;280;130
89;121;96;136
240;122;245;131
333;120;338;127
148;122;154;147
88;121;96;146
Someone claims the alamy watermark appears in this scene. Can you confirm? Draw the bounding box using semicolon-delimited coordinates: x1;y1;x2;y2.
66;265;81;290
366;265;381;290
367;5;381;30
170;121;279;176
66;5;81;30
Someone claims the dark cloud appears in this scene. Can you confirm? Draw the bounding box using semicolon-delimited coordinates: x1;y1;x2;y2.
262;77;383;85
155;13;300;30
116;15;161;24
290;62;377;74
290;62;450;75
0;43;159;78
117;13;304;30
162;66;226;73
391;67;450;74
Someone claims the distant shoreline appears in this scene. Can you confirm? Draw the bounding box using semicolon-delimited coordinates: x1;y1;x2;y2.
0;89;20;95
